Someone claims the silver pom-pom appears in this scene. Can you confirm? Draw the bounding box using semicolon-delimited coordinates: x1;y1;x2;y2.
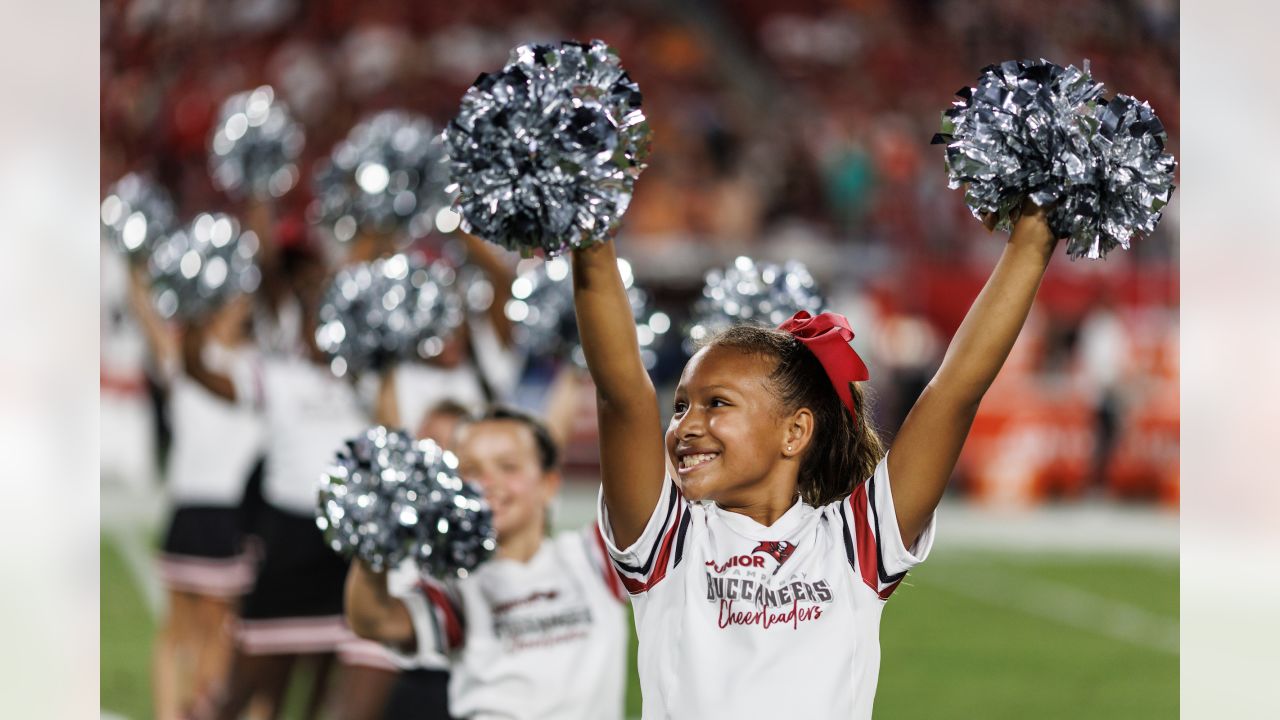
209;85;305;200
100;172;177;259
933;60;1103;233
932;59;1175;259
309;111;456;245
315;253;465;378
147;213;261;320
444;40;652;256
686;257;825;352
505;256;667;369
316;427;497;576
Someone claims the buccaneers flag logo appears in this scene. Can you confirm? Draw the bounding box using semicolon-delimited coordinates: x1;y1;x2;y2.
752;540;796;567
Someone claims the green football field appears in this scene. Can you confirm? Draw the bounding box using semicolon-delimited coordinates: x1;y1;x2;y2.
102;536;1177;719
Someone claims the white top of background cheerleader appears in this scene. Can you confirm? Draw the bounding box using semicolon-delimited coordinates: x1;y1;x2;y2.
260;355;368;515
166;343;264;506
601;454;935;720
395;525;629;720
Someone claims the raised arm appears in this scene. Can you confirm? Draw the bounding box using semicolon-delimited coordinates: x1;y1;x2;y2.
887;202;1058;545
375;367;402;428
181;322;236;403
462;232;516;349
344;560;415;648
571;243;666;548
126;265;180;380
180;294;253;403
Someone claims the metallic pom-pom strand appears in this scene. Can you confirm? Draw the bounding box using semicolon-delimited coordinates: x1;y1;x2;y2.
101;172;177;259
209;85;305;200
309;111;456;246
315;253;466;378
444;40;652;256
147;213;262;320
316;427;497;576
1055;94;1177;259
504;256;667;369
686;257;825;353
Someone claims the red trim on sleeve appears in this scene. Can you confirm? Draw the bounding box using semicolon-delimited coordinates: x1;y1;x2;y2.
617;502;684;595
419;581;465;651
592;526;628;603
847;484;880;593
877;578;904;600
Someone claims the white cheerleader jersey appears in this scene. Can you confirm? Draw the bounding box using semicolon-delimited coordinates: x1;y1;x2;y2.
165;344;264;506
599;454;936;720
397;525;628;720
260;356;368;516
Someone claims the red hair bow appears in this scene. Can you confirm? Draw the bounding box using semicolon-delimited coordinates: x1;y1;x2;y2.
777;310;869;419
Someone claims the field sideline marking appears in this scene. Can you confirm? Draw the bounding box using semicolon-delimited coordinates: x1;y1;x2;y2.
102;483;166;618
104;525;163;614
103;525;164;618
916;562;1179;655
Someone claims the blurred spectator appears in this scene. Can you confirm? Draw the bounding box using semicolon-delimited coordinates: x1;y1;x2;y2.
1077;294;1133;493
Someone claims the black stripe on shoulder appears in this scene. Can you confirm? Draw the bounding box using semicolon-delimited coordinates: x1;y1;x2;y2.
672;506;693;567
612;482;679;576
839;498;858;571
866;476;907;585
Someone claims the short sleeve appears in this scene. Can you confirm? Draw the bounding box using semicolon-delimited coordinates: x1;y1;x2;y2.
837;453;936;600
597;477;690;595
383;564;464;669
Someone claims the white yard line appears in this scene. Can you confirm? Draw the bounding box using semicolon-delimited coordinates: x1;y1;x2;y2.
934;501;1179;559
103;523;165;618
917;562;1179;655
101;484;166;618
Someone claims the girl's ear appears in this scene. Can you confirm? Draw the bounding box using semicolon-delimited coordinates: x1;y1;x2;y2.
782;408;814;458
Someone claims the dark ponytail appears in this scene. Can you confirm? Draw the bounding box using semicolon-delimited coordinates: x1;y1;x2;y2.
707;325;884;506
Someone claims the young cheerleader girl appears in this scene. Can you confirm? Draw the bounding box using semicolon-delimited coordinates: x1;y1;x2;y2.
345;405;629;720
196;242;398;720
125;266;262;720
573;200;1058;718
369;399;472;720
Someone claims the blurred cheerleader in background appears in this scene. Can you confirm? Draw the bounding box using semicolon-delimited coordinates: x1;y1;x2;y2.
126;263;263;720
192;235;401;720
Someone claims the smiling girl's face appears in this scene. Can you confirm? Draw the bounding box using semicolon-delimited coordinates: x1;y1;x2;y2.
455;419;557;540
666;345;798;507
